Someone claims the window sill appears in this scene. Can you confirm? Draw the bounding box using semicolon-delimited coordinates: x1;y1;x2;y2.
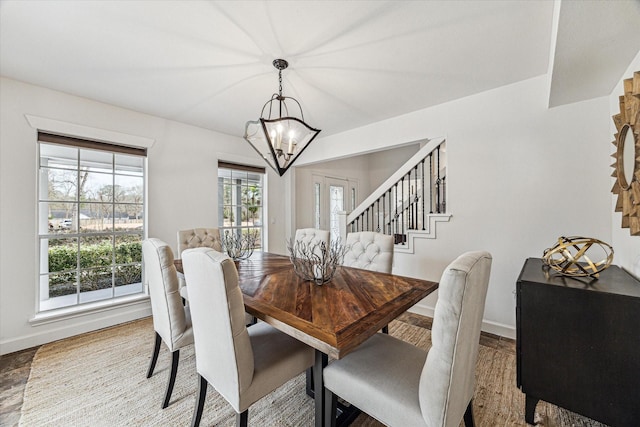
30;293;150;326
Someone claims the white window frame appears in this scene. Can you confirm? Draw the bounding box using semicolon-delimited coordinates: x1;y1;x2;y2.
217;162;266;251
36;133;147;314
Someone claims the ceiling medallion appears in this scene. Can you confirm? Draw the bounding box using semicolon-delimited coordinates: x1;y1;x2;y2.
244;59;321;176
611;71;640;235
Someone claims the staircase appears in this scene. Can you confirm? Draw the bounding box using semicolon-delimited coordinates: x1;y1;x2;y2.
337;137;451;253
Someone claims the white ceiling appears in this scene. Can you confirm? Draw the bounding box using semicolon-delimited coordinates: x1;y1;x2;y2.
1;1;639;138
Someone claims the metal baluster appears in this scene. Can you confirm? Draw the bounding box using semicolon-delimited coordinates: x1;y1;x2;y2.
401;177;405;245
382;194;385;234
370;206;373;232
376;200;380;232
442;176;446;213
365;208;368;231
394;183;398;239
436;145;441;214
389;189;392;235
421;158;425;230
429;153;433;214
414;165;418;230
407;170;412;230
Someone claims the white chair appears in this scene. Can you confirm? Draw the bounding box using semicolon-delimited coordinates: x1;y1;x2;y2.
142;238;194;409
177;227;255;326
176;228;222;301
323;251;492;427
343;231;393;272
343;231;394;332
294;228;330;247
293;228;330;262
182;248;315;427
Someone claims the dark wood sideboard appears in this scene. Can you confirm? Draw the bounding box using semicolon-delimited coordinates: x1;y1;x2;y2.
516;258;640;427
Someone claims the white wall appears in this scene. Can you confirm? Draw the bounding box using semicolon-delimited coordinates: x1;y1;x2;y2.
609;51;640;279
365;144;421;190
0;77;290;354
299;75;613;338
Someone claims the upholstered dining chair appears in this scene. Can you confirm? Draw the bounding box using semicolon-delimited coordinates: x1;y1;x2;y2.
294;228;330;247
177;227;256;326
176;228;222;301
342;231;394;273
142;238;194;409
342;231;394;333
323;251;492;427
182;247;315;427
293;228;330;262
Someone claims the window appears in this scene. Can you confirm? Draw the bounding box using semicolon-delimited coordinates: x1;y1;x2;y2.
37;133;146;312
218;162;265;250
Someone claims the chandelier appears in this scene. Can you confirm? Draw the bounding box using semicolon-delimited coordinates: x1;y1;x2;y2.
244;59;321;176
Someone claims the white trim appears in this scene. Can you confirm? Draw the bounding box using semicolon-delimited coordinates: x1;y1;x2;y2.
30;294;150;326
408;302;516;340
25;114;155;148
393;214;452;254
1;299;151;355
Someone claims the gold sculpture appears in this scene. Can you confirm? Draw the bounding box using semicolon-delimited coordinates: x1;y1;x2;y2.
542;236;614;278
611;70;640;236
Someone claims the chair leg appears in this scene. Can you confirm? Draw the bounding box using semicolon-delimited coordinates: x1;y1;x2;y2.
146;332;161;378
324;388;337;427
161;349;180;409
191;375;208;427
464;399;475;427
381;325;389;334
236;410;248;427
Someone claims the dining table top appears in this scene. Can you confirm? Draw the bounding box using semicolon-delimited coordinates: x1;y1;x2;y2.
175;251;438;359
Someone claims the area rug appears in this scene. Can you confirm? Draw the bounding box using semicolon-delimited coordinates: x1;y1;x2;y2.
19;318;606;426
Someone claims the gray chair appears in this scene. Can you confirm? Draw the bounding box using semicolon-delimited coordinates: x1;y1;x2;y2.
176;228;222;301
323;251;492;427
182;248;315;427
142;238;194;409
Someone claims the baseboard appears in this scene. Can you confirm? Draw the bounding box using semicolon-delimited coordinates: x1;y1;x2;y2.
408;304;516;340
0;302;151;355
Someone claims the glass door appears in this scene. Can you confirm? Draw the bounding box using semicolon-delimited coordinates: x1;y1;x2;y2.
326;178;347;242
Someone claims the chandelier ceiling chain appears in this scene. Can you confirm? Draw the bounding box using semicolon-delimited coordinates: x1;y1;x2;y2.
243;58;321;176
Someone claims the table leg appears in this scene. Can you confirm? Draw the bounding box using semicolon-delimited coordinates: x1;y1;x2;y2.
525;395;538;425
306;367;314;398
314;350;328;427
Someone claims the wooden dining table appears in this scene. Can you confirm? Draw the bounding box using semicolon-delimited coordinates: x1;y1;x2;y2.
175;251;438;427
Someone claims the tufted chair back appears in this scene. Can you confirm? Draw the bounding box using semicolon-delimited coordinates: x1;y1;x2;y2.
177;228;222;258
142;238;193;352
294;228;330;259
419;251;492;427
343;232;394;273
294;228;330;247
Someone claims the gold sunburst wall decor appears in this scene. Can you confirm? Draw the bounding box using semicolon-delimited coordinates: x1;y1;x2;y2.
611;70;640;236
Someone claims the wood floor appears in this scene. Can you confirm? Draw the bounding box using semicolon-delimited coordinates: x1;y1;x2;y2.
0;346;38;426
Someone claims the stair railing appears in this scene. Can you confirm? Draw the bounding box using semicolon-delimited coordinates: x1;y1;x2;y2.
345;137;446;245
